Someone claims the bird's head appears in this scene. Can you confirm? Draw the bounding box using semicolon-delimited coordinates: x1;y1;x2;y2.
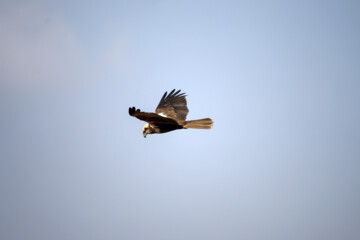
142;124;150;138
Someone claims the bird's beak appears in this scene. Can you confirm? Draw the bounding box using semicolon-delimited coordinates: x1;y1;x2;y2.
143;132;147;138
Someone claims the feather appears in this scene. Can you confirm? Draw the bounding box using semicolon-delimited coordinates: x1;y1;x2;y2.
155;89;189;121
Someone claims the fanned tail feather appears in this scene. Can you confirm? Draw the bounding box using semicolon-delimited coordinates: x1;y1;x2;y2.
183;118;213;129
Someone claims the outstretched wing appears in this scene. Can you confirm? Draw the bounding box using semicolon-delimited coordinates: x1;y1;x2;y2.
155;89;189;121
129;107;179;125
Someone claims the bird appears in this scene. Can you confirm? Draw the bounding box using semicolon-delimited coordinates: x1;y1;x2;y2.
129;89;213;138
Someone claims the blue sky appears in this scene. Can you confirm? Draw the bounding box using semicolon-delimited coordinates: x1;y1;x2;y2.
1;1;360;239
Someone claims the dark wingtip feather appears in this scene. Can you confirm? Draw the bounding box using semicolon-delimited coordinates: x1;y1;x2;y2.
167;89;175;97
161;91;168;100
129;106;140;116
129;107;135;116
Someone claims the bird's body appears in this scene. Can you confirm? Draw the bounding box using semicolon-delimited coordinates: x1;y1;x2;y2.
129;89;213;137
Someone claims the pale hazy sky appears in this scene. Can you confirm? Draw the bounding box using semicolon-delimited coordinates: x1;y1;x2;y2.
1;1;359;240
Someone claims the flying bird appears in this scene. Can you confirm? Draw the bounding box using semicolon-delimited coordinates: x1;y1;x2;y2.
129;89;213;137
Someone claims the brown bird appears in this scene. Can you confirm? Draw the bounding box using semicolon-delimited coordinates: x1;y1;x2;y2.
129;89;213;137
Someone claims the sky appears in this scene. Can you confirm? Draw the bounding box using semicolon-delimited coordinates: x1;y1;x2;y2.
1;0;360;239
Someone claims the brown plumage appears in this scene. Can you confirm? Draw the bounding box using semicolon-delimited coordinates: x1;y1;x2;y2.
129;89;213;137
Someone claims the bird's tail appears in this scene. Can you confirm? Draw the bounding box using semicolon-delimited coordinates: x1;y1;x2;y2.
183;118;214;129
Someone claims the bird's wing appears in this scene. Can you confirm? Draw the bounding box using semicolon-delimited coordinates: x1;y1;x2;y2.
129;107;179;125
155;89;189;121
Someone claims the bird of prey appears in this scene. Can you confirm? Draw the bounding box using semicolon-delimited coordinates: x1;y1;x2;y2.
129;89;213;138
